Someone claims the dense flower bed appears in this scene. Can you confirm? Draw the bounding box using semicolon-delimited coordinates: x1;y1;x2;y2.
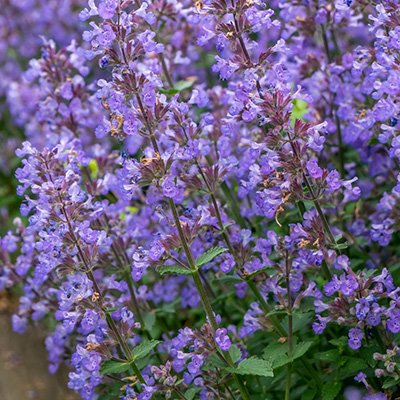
1;0;400;399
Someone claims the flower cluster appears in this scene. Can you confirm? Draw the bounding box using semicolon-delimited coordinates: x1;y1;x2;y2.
2;0;400;399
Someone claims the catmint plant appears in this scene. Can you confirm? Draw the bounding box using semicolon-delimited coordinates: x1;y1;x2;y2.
2;0;400;400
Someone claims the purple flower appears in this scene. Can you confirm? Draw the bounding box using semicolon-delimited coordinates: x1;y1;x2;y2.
187;355;204;374
98;0;116;20
162;177;178;199
363;394;387;400
348;328;363;350
148;241;165;261
220;254;235;273
215;328;231;351
123;112;139;135
312;315;331;334
60;81;74;100
306;158;323;179
387;310;400;333
373;98;395;122
326;170;341;191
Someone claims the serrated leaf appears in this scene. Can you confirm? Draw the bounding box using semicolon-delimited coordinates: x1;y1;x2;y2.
322;382;342;400
263;341;312;368
292;342;312;360
382;378;398;389
314;350;340;363
263;342;290;368
226;357;273;377
196;246;228;267
132;340;161;360
207;346;242;369
343;357;367;371
159;265;192;275
282;312;312;333
213;275;242;284
99;359;131;375
329;336;347;348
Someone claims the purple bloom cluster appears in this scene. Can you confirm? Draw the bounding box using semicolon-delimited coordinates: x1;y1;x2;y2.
2;0;400;399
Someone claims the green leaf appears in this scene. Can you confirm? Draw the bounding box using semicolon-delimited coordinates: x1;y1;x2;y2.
206;352;227;369
207;346;242;369
343;357;367;371
329;336;347;347
314;349;340;363
382;378;398;389
143;312;156;331
99;359;131;375
174;80;195;91
263;341;312;368
360;346;378;368
186;388;200;400
335;242;349;250
367;137;380;146
292;342;313;360
215;223;233;234
80;159;98;178
196;246;228;267
226;357;273;377
132;340;162;360
212;275;242;284
159;80;194;95
97;382;126;400
363;269;377;279
246;266;276;280
263;342;290;368
282;312;312;333
290;99;308;126
229;345;243;363
159;265;192;275
301;387;317;400
322;382;342;400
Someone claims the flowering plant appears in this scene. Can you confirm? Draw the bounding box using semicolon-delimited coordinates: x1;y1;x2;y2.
2;0;400;399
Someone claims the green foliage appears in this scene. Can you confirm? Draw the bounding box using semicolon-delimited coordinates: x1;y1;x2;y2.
195;246;228;267
159;265;192;275
322;382;342;400
290;99;308;126
226;357;274;377
99;359;132;375
132;340;162;360
263;340;312;368
159;80;194;95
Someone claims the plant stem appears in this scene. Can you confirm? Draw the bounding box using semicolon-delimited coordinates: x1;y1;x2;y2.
205;155;247;228
285;252;293;400
159;53;173;89
285;362;292;400
105;313;145;385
